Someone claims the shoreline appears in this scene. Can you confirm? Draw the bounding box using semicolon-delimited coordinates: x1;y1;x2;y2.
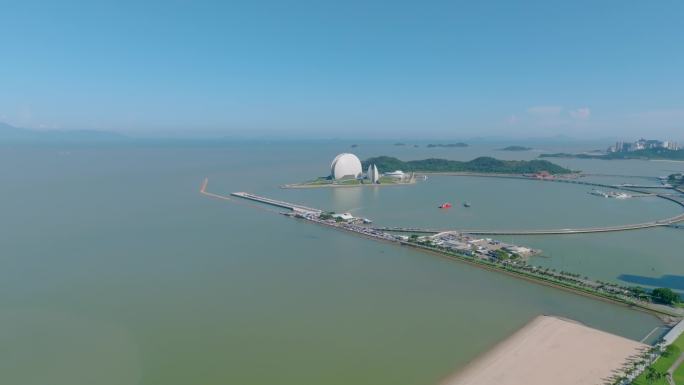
440;315;648;385
397;239;680;322
286;211;681;321
281;180;416;189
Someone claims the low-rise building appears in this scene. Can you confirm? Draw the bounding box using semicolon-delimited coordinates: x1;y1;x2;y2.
384;170;405;178
332;212;354;221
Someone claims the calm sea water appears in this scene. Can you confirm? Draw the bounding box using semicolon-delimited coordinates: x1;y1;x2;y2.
0;141;679;385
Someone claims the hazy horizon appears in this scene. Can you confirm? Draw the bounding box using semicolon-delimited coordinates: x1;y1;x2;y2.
2;120;675;144
1;1;683;140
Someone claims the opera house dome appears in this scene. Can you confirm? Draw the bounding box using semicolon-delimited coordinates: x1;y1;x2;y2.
330;153;362;180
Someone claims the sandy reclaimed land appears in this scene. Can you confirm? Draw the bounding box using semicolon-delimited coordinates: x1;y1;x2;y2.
440;315;647;385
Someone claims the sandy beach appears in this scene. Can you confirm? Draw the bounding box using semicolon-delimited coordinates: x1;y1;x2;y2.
440;315;647;385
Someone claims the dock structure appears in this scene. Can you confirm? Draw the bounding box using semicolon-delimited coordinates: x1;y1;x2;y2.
230;192;322;215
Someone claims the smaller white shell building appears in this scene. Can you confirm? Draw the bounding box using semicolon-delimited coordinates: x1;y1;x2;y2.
367;164;379;184
330;153;362;180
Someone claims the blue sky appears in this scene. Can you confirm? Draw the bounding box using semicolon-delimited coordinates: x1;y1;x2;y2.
1;0;683;139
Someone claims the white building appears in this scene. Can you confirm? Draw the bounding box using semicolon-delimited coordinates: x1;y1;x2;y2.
664;141;680;150
332;212;354;221
384;170;405;179
367;164;379;183
330;153;362;180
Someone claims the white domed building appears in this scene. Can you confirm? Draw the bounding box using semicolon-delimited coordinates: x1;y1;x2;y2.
330;153;362;180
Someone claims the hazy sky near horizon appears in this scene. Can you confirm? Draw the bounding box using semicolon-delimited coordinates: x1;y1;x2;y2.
1;0;683;139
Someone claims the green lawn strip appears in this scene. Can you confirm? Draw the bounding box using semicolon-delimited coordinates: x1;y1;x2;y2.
675;364;684;384
633;333;684;385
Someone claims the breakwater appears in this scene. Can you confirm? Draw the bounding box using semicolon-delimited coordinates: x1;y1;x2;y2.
207;181;683;319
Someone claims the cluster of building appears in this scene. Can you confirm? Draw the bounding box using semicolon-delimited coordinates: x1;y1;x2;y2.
422;231;539;261
300;211;539;263
329;153;408;183
290;210;398;241
608;138;680;153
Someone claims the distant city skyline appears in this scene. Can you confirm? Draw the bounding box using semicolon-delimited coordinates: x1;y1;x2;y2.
1;0;683;140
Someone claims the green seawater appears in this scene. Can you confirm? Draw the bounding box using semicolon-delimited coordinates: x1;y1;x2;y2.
0;142;679;385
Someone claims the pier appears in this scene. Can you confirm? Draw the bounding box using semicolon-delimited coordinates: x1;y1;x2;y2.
199;178;233;201
230;192;322;214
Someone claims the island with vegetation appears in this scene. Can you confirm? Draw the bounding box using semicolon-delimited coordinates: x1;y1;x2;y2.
362;156;573;174
540;148;684;161
426;142;468;148
283;173;416;188
499;145;532;151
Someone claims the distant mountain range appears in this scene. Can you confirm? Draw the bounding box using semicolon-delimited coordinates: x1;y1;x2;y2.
0;122;127;142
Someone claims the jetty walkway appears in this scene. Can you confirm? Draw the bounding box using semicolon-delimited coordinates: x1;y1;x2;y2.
230;192;322;214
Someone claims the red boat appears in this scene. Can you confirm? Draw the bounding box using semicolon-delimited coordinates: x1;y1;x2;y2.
439;202;452;209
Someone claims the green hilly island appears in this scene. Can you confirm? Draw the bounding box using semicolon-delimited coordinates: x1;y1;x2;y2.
362;156;572;174
499;145;532;151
